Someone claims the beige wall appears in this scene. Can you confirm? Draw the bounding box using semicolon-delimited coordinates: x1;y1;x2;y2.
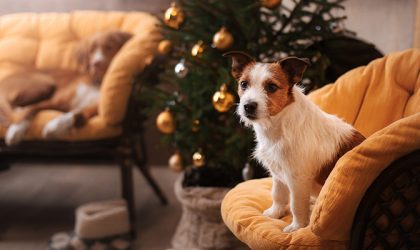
414;0;420;48
0;0;416;54
0;0;171;15
339;0;417;54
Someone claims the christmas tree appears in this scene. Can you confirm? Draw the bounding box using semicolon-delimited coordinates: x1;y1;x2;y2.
142;0;380;187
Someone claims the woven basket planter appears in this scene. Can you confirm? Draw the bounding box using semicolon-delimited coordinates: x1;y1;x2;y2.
171;175;245;250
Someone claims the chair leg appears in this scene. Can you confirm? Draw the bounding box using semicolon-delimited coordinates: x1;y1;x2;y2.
132;135;168;205
136;162;168;205
117;154;136;239
0;160;10;172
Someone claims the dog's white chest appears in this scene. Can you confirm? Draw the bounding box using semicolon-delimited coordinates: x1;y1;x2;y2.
254;135;289;178
71;83;100;111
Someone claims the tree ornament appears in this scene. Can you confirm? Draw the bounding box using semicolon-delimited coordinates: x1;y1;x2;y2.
192;151;205;168
329;22;342;33
260;0;282;8
242;162;254;181
212;27;234;50
168;152;183;172
259;36;268;45
212;84;235;112
156;108;175;134
158;40;172;55
174;58;188;78
192;119;200;132
164;2;184;29
191;40;205;57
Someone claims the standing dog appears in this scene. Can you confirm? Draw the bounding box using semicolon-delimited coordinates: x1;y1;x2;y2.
225;51;365;232
5;30;132;145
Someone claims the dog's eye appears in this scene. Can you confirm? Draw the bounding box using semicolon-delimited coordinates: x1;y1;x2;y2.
265;83;279;93
240;81;248;90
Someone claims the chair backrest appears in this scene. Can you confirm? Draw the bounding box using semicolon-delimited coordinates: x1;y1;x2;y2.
309;49;420;137
0;11;160;126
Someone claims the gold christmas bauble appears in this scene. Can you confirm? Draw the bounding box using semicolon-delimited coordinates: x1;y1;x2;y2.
260;0;282;8
164;2;185;29
168;152;183;172
158;40;172;55
212;27;234;50
212;84;235;112
156;109;175;134
191;40;205;57
192;151;205;168
192;119;200;132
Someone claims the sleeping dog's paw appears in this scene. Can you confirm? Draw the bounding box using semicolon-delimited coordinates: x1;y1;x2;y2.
263;205;288;219
42;113;75;139
5;121;30;145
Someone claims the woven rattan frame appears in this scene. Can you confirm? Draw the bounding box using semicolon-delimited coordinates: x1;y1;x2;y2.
350;149;420;249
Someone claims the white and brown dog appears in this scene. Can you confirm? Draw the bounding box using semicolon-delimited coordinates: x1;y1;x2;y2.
5;30;132;145
225;51;365;232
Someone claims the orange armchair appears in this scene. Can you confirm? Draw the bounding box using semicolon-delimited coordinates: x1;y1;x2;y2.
0;11;166;236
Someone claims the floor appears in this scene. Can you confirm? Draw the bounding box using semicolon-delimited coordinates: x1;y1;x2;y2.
0;163;181;250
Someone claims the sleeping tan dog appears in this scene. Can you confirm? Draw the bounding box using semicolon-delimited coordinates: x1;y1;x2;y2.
4;30;132;145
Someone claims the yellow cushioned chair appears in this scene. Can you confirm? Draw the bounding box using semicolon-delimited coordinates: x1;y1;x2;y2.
221;49;420;249
0;11;167;235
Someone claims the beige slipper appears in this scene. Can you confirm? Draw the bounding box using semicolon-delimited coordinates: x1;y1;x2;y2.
48;200;131;250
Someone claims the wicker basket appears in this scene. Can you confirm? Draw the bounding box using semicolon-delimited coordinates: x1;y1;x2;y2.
171;175;245;250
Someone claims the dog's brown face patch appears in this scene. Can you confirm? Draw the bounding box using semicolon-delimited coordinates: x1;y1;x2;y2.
75;31;132;83
265;63;295;116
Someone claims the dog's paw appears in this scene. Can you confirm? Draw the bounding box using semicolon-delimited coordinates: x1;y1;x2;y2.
5;122;29;145
42;113;75;139
263;205;288;219
283;222;304;233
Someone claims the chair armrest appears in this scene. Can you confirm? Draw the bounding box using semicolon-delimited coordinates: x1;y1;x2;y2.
309;113;420;241
98;13;161;126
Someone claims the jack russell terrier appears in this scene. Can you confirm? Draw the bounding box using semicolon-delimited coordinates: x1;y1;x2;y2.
5;30;132;145
225;51;365;232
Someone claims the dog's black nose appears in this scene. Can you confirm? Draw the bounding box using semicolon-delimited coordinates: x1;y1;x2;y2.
244;102;257;118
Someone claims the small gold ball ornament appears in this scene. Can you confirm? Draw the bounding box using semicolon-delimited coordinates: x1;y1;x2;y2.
212;84;235;112
260;0;282;8
212;27;234;50
191;40;205;57
156;108;175;134
158;40;172;55
192;119;200;132
168;152;183;172
164;2;185;29
192;151;205;168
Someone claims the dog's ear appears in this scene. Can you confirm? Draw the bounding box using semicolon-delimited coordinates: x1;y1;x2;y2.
74;38;91;72
223;51;255;79
109;31;133;48
278;57;310;85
